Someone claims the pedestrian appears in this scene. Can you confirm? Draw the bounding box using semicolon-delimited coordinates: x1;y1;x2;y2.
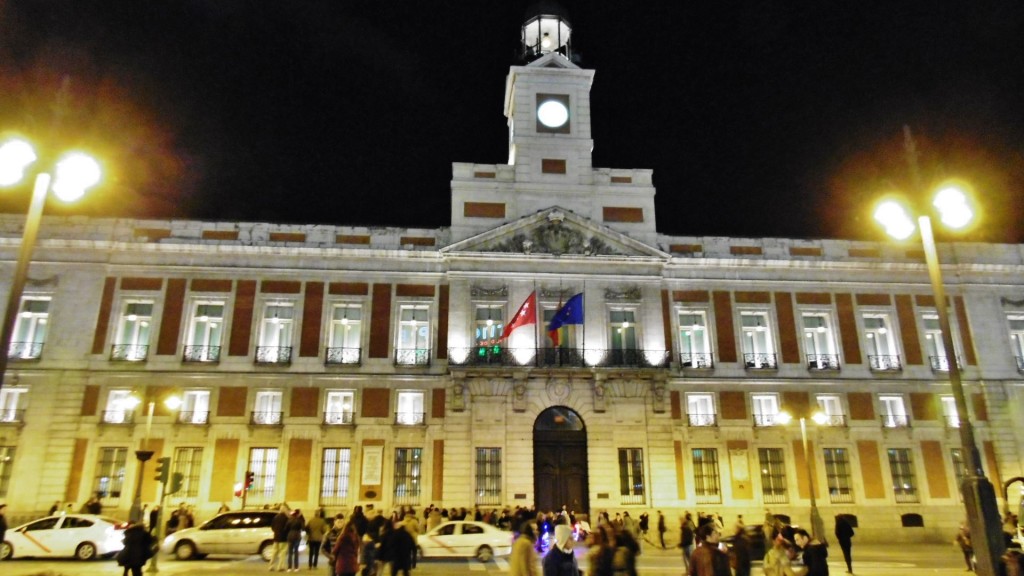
729;526;751;576
763;509;776;552
687;523;730;576
681;512;696;569
287;509;305;572
381;517;415;576
793;528;829;576
331;518;361;576
511;521;540;576
307;508;329;569
638;512;649;544
543;523;579;576
835;515;854;574
0;504;7;559
586;524;616;576
657;510;667;549
613;528;639;576
763;534;801;576
117;521;155;576
401;512;420;569
323;515;345;576
48;501;60;515
956;522;974;572
270;504;290;571
148;505;160;535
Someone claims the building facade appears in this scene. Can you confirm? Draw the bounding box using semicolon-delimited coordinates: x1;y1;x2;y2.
1;12;1022;543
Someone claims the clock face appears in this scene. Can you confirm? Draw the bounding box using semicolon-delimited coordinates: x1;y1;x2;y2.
537;100;569;128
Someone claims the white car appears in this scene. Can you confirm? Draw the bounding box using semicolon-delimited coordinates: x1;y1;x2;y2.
417;521;512;562
0;513;127;560
161;510;279;560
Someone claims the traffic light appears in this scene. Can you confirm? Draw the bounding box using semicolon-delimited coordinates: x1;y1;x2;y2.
245;471;255;490
155;456;170;484
168;472;184;495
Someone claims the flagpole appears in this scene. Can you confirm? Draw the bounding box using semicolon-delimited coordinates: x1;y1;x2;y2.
533;281;539;366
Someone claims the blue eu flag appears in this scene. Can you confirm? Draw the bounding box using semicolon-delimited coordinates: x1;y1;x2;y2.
547;293;584;346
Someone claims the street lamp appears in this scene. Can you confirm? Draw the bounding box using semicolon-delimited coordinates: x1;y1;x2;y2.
872;128;1005;576
147;393;181;574
0;137;101;397
777;410;828;542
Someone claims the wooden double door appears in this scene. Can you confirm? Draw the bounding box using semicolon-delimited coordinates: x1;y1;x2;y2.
533;407;589;515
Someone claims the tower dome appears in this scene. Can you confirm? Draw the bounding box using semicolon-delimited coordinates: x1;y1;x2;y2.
520;2;572;62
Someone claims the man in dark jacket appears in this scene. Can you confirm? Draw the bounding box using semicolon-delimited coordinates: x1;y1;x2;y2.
270;505;290;572
794;528;829;576
543;524;579;576
383;522;416;576
688;524;730;576
834;515;854;574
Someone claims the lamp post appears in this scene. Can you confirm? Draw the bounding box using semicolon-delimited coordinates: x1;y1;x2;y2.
872;128;1005;576
146;394;180;574
778;410;828;542
0;138;101;396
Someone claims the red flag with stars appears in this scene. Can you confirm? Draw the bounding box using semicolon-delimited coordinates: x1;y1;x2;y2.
501;291;537;339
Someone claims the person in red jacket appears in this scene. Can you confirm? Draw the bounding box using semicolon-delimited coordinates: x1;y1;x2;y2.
332;519;361;576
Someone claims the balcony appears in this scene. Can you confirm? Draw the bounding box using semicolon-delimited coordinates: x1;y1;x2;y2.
101;410;136;425
395;348;430;367
446;347;670;369
0;409;25;424
1017;356;1024;372
753;413;783;427
326;347;361;366
323;410;355;425
589;349;669;368
395;411;425;425
687;413;717;427
807;354;840;371
868;355;902;371
176;410;210;425
7;342;43;361
183;345;221;363
110;344;149;362
255;346;292;365
250;411;283;426
679;352;713;369
744;353;777;370
929;355;961;372
820;413;847;427
881;414;911;428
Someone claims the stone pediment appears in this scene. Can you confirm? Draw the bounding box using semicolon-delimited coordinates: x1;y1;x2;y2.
441;207;668;259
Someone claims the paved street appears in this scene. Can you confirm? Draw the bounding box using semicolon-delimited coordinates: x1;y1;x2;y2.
0;541;981;576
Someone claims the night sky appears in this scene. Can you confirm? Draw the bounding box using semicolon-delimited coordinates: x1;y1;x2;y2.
2;1;1023;243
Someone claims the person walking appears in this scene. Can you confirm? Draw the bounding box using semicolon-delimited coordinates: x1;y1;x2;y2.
0;504;7;560
687;524;730;576
763;535;801;576
729;526;752;576
638;512;649;544
117;521;155;576
834;515;854;574
657;511;667;549
401;512;420;569
511;521;540;576
681;512;696;569
307;508;329;570
794;528;829;576
323;515;345;576
286;509;305;572
331;519;361;576
270;504;291;571
381;518;415;576
543;524;579;576
956;522;974;572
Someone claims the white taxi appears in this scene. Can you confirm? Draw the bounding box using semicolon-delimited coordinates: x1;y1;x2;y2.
0;513;127;560
417;520;512;562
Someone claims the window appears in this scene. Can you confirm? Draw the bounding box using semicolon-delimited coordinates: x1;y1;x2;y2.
474;306;505;361
951;448;967;487
692;448;721;503
93;447;128;503
112;301;152;361
0;446;15;497
863;313;899;370
751;394;781;427
741;311;776;368
941;396;959;428
802;312;839;369
393;448;422;506
396;391;424;425
172;447;203;499
327;304;362;364
922;313;959;371
823;447;853;503
396;304;430;366
325;390;355;425
618;448;645;505
179;390;210;424
686;393;716;427
678;310;712;367
880;395;909;428
1009;315;1024;370
320;448;352;506
103;390;136;424
184;301;224;362
247;448;279;503
887;448;919;503
609;310;638;366
257;302;294;363
758;448;787;504
0;387;26;423
252;391;282;425
816;395;845;427
475;448;502;506
10;296;49;359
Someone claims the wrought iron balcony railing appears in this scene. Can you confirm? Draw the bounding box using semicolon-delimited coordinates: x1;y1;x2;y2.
326;347;361;365
687;413;717;427
868;355;902;371
679;352;713;369
251;411;283;425
591;349;670;368
446;347;670;369
7;341;43;360
0;409;26;424
177;410;210;425
448;346;512;366
744;353;778;369
1017;356;1024;371
102;410;135;425
256;346;292;365
395;348;430;366
324;410;355;425
929;355;961;372
110;344;149;362
753;413;784;427
820;413;847;427
183;345;221;363
807;354;840;370
395;411;425;425
881;414;911;428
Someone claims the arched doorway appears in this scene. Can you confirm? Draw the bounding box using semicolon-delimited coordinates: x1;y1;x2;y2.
533;406;589;515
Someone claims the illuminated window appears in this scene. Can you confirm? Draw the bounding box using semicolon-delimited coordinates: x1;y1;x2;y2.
816;395;845;427
758;448;787;504
247;447;279;503
325;390;355;425
0;446;14;497
1008;315;1024;369
172;447;203;499
327;304;362;364
863;313;899;370
823;447;853;503
474;306;504;362
880;395;909;428
179;390;210;424
475;448;502;506
103;390;136;424
396;305;430;366
691;448;721;504
253;391;282;425
10;296;49;359
678;310;711;367
93;447;128;504
802;312;838;369
740;311;776;368
751;394;781;427
184;301;224;362
618;448;645;505
321;448;352;506
0;387;26;423
113;301;152;361
686;393;716;427
393;448;422;506
396;391;424;425
941;396;959;428
887;448;918;503
257;302;294;363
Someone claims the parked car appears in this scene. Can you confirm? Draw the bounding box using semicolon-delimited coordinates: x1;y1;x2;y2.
161;510;279;560
0;513;127;560
417;520;512;562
